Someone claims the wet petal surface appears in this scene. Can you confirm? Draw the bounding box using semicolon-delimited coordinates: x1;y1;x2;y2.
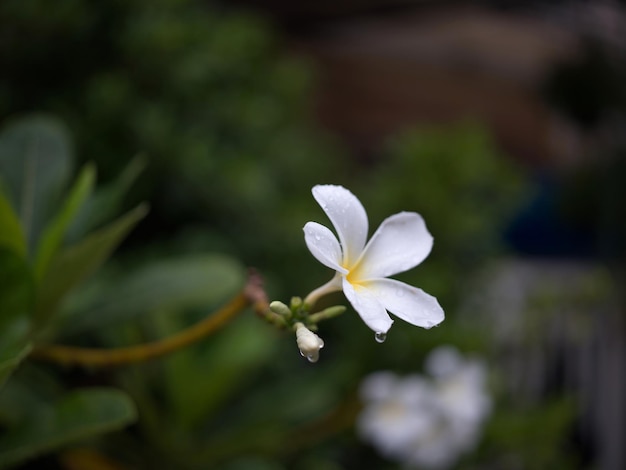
312;185;368;267
343;278;394;333
364;278;444;329
304;222;347;273
357;212;433;279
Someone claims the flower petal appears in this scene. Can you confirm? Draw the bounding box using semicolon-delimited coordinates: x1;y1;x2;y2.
343;278;394;333
303;222;347;273
312;185;368;267
356;212;433;279
424;345;464;378
365;278;444;329
359;371;400;402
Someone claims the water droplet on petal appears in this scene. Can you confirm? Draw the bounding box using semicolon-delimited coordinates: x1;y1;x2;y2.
299;350;305;357
374;332;387;343
395;288;405;298
314;234;321;241
306;354;319;363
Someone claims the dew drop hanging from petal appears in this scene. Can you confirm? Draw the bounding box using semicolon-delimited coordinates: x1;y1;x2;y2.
374;332;387;343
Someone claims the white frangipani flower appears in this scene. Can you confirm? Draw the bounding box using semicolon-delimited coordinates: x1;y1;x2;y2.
425;346;492;426
303;184;444;335
357;346;492;470
358;372;437;458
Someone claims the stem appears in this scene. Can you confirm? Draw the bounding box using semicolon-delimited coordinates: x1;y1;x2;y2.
32;271;269;368
308;305;346;324
303;273;342;308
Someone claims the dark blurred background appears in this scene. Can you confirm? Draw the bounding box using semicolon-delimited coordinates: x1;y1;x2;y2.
0;0;625;469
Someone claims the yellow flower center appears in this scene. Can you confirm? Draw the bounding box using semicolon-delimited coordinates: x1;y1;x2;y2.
345;263;365;286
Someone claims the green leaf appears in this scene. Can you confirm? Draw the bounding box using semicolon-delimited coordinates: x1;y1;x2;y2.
0;343;32;392
0;190;26;257
0;365;69;429
34;163;96;281
34;204;148;326
58;253;245;337
0;115;72;254
0;368;50;427
67;155;146;242
0;248;35;390
163;313;276;430
0;388;137;468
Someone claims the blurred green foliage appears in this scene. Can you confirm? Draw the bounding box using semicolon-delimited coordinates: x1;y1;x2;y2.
0;0;348;296
0;115;253;468
0;0;592;469
366;125;524;304
0;116;145;466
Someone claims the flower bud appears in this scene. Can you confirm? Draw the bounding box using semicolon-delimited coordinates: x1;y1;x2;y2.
269;300;291;316
290;296;303;310
294;322;324;363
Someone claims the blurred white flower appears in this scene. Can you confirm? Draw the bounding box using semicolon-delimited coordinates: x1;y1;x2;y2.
357;346;492;469
303;184;444;336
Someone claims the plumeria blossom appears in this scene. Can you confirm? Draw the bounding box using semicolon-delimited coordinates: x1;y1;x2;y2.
357;346;492;469
303;184;444;335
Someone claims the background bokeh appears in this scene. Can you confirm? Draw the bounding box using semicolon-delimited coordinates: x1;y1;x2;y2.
0;0;624;469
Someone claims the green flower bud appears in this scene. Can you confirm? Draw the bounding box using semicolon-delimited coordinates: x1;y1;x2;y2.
269;300;291;316
290;296;303;310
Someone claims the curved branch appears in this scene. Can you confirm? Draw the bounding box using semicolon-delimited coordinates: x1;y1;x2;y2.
32;271;269;368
